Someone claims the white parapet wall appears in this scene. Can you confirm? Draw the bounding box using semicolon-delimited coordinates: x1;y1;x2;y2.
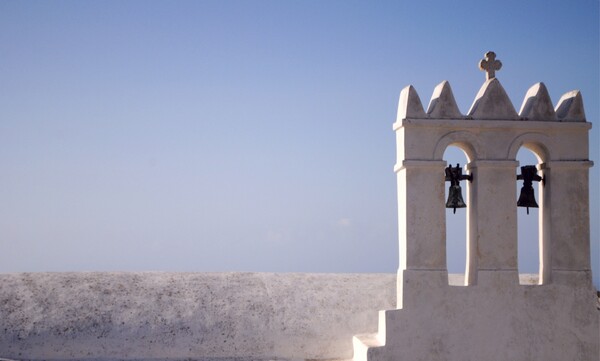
0;272;396;361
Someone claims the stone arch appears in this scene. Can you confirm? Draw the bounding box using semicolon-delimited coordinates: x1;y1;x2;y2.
510;134;550;285
514;147;544;284
442;145;471;286
433;131;481;161
435;133;477;286
507;132;551;162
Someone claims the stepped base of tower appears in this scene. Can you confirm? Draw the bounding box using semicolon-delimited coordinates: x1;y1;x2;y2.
359;269;599;361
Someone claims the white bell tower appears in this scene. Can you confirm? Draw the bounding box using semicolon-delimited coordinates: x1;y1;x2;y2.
352;52;598;361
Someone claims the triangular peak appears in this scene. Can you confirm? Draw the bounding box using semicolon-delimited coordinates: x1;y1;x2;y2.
426;81;463;119
397;85;426;121
519;82;557;121
467;78;519;120
555;90;586;121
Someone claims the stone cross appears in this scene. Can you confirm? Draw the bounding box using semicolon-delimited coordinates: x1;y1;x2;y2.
479;51;502;80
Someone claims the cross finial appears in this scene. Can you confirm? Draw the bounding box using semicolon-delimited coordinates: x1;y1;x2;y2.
479;51;502;80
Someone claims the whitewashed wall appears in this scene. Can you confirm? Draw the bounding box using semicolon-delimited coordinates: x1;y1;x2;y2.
0;272;395;361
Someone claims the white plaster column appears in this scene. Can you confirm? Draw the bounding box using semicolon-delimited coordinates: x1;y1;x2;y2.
537;163;551;284
465;161;477;285
395;159;447;308
395;160;447;272
542;160;594;274
466;160;519;279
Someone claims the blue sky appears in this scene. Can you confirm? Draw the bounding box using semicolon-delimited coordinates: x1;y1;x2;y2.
0;1;598;287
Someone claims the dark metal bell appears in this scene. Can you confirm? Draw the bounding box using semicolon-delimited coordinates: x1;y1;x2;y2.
517;186;539;214
446;185;466;214
445;163;472;214
516;165;543;215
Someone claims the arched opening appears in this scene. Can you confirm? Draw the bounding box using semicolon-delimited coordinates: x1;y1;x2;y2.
444;145;470;286
516;147;542;285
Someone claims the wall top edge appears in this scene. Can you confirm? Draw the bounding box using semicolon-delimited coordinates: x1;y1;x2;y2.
393;118;592;131
0;271;396;278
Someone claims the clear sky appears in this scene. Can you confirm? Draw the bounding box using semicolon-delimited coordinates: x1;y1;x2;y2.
1;1;598;287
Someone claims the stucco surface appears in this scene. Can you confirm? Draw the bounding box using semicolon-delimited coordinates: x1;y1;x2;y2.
360;270;599;361
0;272;396;361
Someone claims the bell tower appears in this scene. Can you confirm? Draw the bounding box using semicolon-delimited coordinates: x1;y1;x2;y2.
352;52;598;361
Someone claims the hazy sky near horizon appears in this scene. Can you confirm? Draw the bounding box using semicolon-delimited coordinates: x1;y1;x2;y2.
1;1;598;287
